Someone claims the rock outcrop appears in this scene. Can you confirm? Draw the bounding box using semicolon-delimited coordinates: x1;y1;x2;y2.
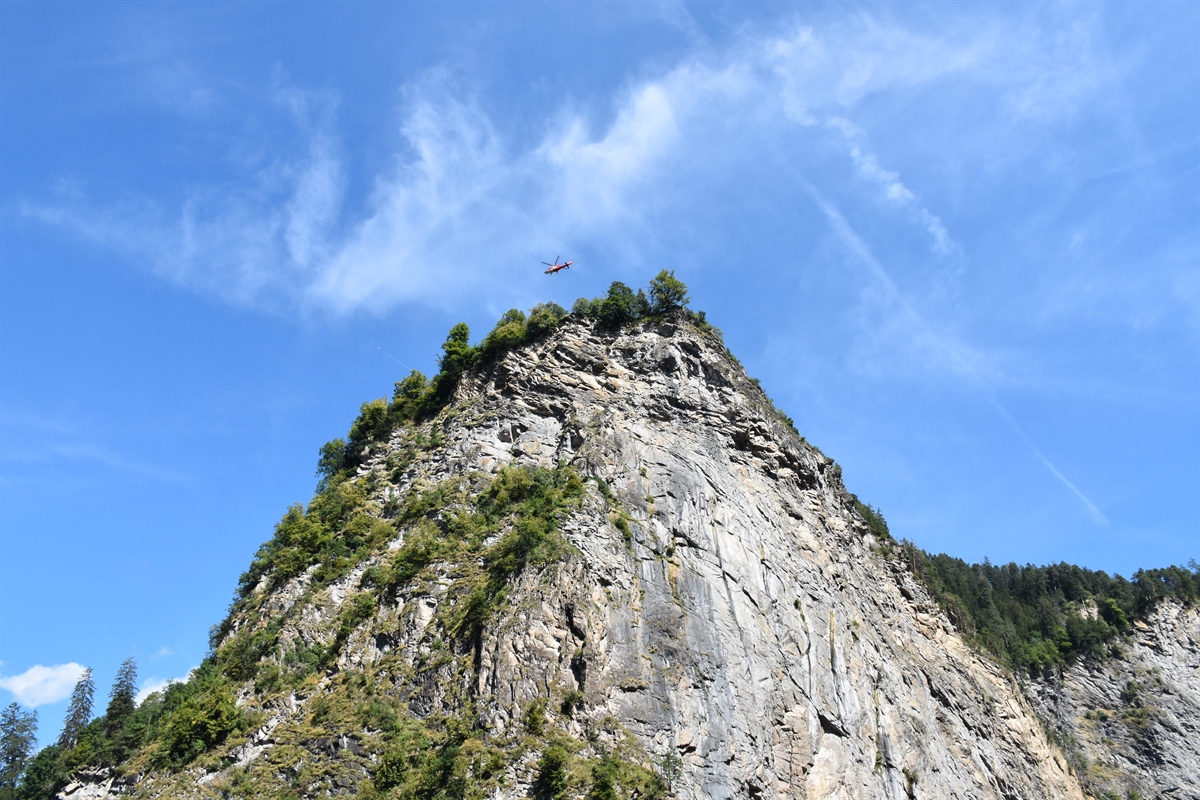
430;315;1083;798
1030;602;1200;800
80;313;1195;799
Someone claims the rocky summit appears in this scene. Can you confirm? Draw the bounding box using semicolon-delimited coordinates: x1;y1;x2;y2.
56;310;1198;800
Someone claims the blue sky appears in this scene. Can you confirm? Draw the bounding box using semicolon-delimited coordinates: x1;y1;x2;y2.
1;1;1197;745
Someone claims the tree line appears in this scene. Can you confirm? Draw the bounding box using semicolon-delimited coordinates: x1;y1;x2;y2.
1;658;145;798
860;501;1199;672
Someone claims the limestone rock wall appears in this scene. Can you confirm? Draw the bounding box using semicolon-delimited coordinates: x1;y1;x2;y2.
381;315;1086;799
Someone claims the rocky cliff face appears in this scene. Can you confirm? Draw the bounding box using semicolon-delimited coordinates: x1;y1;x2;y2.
90;314;1193;799
1029;602;1200;800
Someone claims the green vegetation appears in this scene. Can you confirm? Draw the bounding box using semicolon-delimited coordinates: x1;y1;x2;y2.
524;699;549;737
853;499;891;543
370;712;483;799
569;269;691;328
585;750;669;800
13;660;257;799
560;690;584;718
358;464;585;621
424;464;586;645
534;744;570;798
855;499;1198;673
878;526;1199;673
233;478;390;601
1;703;37;799
56;669;93;751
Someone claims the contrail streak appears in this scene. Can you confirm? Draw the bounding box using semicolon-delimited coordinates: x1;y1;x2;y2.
378;347;411;370
990;401;1109;526
796;171;1108;526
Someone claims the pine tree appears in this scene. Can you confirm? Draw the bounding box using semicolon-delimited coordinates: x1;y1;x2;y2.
57;668;93;750
0;702;37;799
104;658;137;735
648;269;690;312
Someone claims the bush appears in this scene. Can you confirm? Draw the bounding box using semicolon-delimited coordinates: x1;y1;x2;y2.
1101;597;1129;630
346;398;390;461
166;683;240;763
316;437;348;489
560;689;584;717
585;752;668;800
527;302;567;337
854;500;891;541
535;745;570;799
524;699;548;736
572;297;598;316
372;716;475;798
438;323;475;380
480;309;529;361
391;370;429;422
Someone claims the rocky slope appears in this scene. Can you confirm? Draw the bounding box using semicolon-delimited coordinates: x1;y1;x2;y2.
76;312;1194;799
1030;602;1200;800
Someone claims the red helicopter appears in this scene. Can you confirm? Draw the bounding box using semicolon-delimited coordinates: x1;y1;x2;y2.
542;256;573;275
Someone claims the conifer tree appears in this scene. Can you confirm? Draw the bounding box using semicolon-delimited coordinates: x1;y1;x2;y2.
56;668;93;750
648;269;689;312
104;658;137;737
0;702;37;799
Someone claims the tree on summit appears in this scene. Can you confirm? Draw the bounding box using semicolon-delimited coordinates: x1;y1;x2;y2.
433;322;476;403
648;269;689;312
598;281;640;326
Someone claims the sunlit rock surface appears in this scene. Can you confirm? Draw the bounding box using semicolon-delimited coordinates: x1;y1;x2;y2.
80;314;1195;799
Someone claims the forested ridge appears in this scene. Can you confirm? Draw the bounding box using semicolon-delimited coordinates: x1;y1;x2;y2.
857;502;1198;673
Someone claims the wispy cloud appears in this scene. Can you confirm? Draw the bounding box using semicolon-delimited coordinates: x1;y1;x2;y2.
0;412;190;486
0;663;87;707
22;9;1118;318
827;116;958;257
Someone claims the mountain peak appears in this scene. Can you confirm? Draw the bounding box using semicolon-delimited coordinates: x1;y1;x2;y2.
32;294;1198;800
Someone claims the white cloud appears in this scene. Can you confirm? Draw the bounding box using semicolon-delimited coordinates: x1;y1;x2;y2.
23;9;1115;317
0;663;87;707
0;411;191;486
763;17;989;123
823;110;959;258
